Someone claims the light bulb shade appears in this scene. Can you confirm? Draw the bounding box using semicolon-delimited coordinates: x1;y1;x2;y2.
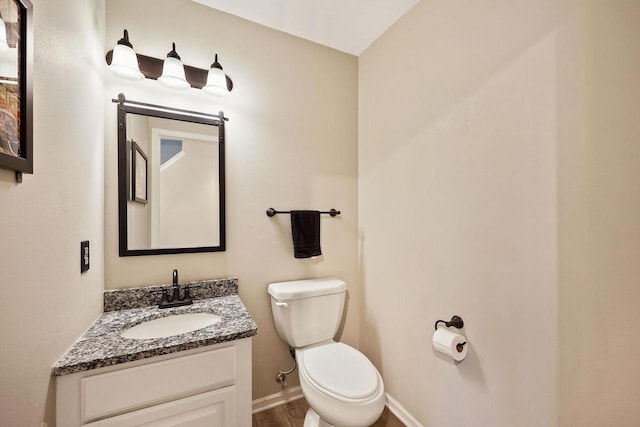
203;67;229;96
158;56;190;89
0;19;9;52
110;43;144;80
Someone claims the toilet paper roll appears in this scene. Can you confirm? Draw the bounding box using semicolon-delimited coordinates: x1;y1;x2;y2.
433;327;468;361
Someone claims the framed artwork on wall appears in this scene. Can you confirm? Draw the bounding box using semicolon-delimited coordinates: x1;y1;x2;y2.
131;140;148;204
0;0;33;182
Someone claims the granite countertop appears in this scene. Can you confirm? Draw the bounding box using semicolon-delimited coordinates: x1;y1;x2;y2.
53;278;257;376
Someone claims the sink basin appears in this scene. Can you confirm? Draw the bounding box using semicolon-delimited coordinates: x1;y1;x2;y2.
121;313;222;339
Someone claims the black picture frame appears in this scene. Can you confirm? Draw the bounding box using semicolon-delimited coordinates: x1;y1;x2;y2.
131;140;148;204
0;0;33;179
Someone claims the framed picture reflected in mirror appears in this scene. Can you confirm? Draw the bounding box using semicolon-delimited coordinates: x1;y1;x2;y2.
131;140;148;204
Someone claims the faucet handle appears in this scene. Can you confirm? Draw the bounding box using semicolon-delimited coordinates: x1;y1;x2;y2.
182;284;192;302
160;288;170;305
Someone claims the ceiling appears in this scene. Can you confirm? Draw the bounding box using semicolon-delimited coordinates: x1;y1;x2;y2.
192;0;420;56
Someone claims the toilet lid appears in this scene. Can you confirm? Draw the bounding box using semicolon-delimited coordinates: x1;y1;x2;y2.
299;342;380;400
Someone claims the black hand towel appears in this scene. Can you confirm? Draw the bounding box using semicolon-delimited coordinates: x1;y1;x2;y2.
290;210;322;258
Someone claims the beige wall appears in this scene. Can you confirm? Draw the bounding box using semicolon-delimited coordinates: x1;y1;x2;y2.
359;0;640;426
104;0;358;400
557;1;640;425
359;2;559;425
0;1;105;426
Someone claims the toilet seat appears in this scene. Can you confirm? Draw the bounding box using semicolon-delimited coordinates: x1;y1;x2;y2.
297;342;381;400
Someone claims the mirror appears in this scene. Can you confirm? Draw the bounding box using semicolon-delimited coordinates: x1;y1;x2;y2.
117;96;226;256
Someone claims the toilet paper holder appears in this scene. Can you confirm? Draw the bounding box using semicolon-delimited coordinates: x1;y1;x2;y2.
434;315;464;331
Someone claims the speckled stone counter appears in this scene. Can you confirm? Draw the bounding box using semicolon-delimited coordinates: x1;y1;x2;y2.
53;278;257;376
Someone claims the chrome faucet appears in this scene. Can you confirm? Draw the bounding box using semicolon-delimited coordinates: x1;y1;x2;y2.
158;269;193;309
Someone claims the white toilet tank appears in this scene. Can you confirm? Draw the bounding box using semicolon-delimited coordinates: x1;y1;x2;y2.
268;278;347;348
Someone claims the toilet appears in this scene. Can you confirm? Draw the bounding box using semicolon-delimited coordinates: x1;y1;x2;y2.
268;278;385;427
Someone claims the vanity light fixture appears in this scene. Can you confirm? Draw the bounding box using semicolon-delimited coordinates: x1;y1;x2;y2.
109;29;144;80
203;54;229;97
105;29;234;95
157;42;190;90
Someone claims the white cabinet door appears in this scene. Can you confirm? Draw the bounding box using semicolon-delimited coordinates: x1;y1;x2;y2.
84;386;235;427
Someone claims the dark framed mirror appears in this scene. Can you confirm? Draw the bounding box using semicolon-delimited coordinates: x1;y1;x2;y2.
116;94;226;256
0;0;33;179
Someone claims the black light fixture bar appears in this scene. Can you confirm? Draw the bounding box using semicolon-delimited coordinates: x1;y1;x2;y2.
105;50;233;91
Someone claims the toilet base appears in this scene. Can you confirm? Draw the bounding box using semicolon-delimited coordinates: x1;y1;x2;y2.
303;408;334;427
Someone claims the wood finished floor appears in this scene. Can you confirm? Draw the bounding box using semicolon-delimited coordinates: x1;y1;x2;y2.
252;398;405;427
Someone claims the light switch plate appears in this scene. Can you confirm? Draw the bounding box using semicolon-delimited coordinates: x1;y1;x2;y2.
80;240;90;273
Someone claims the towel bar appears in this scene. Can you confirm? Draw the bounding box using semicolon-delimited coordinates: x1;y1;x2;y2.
266;208;340;217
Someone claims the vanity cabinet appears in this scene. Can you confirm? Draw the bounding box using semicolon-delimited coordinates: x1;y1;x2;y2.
56;338;251;427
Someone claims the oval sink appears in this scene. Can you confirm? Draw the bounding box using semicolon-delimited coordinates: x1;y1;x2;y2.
121;313;222;339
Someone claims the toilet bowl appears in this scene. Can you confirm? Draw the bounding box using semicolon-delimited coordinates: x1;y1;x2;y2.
297;342;385;427
268;278;386;427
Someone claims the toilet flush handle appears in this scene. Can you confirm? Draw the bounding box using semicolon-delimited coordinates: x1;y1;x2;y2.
275;301;289;308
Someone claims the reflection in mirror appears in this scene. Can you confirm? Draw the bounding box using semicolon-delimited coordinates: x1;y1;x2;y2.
117;96;226;256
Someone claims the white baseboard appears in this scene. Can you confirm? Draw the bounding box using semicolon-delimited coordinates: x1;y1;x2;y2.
252;386;304;414
385;393;423;427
